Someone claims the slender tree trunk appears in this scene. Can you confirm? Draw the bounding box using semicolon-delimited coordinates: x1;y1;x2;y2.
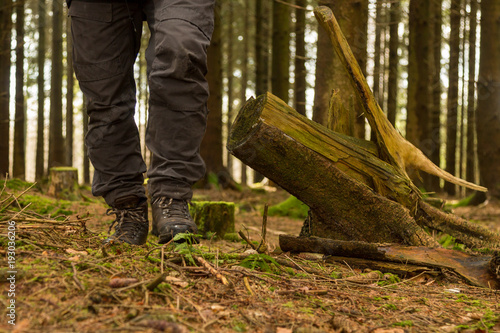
386;0;400;127
66;13;74;167
226;1;234;175
294;0;307;116
240;0;250;185
36;0;46;179
254;0;270;183
429;0;443;192
201;0;223;176
444;0;462;196
372;0;382;105
477;0;500;199
0;0;13;177
13;0;25;179
313;0;368;139
466;0;478;185
272;0;290;103
49;0;65;168
406;0;433;189
82;95;90;184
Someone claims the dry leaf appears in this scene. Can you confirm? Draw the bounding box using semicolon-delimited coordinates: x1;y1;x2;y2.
276;328;292;333
68;255;80;262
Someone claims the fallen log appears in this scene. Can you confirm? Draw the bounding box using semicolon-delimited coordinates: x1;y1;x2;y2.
279;235;500;289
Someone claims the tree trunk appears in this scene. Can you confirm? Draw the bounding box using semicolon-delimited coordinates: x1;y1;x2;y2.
466;0;478;186
406;0;433;189
477;0;500;199
36;0;46;180
82;95;90;184
386;0;399;127
253;0;270;183
240;0;250;185
0;0;13;177
429;0;443;192
272;0;290;103
444;0;462;196
372;0;383;106
49;0;65;168
226;0;234;176
66;13;74;167
313;0;368;139
294;0;307;116
13;0;25;180
201;0;224;179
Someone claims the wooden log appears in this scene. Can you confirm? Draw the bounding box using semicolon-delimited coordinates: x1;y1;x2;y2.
190;201;235;239
228;93;435;246
47;167;80;200
279;235;500;289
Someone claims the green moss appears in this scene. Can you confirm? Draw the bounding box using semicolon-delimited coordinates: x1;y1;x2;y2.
5;178;34;191
268;195;309;219
50;167;78;172
16;194;74;217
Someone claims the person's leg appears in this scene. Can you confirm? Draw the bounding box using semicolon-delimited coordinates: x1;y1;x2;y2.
143;0;214;242
70;2;146;206
70;2;149;245
144;0;214;201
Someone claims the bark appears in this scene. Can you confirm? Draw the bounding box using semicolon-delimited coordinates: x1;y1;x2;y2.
0;0;13;177
191;201;235;239
272;0;290;103
466;0;478;185
294;0;307;116
66;14;74;167
386;0;400;127
13;0;25;179
36;0;46;179
313;0;368;139
477;0;500;199
49;0;65;168
444;0;462;195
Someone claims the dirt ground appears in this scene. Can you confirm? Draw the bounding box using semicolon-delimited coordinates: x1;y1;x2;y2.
1;183;500;333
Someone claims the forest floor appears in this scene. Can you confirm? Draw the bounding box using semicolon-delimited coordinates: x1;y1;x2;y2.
1;179;500;333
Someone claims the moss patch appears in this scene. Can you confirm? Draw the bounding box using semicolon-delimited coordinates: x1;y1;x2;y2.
268;195;309;220
16;194;74;217
5;178;35;191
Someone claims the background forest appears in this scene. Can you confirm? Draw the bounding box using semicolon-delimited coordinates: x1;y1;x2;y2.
0;0;499;201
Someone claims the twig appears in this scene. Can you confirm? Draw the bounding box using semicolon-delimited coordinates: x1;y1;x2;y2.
1;182;37;212
194;255;231;287
72;263;84;291
243;277;255;296
238;230;258;251
257;204;269;253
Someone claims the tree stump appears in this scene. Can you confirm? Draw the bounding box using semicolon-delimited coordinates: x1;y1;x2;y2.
47;167;80;200
190;201;235;239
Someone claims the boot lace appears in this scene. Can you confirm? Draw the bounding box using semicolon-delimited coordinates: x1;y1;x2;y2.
106;206;146;238
154;197;190;220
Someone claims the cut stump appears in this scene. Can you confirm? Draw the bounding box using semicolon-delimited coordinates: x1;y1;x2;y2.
190;201;235;239
47;167;80;200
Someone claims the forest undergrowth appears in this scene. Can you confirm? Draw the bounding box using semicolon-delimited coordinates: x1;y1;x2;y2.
1;179;500;333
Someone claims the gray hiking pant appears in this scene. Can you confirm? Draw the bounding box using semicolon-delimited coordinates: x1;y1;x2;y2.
69;0;214;206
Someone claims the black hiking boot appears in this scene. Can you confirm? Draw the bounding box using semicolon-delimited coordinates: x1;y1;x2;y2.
151;197;198;244
104;195;149;245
